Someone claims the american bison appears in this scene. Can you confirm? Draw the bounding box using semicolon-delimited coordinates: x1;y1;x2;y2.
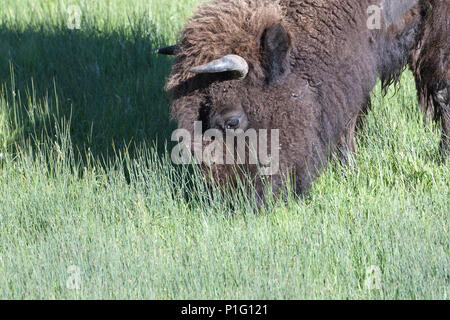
410;0;449;158
159;0;448;197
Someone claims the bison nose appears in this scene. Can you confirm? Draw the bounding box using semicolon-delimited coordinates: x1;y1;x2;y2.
225;117;240;130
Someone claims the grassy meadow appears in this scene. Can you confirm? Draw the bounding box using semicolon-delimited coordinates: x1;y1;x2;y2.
0;0;448;299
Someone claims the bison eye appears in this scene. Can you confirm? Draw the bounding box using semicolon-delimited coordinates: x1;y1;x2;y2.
210;108;249;132
225;117;240;130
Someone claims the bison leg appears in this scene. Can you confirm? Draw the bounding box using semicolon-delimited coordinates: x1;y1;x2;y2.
337;99;372;164
337;115;357;164
411;57;449;159
408;0;449;159
435;84;449;158
414;81;449;159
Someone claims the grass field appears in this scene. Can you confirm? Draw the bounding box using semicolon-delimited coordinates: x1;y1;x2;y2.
0;0;448;299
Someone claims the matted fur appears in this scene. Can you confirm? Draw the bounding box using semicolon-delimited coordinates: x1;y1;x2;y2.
167;0;287;91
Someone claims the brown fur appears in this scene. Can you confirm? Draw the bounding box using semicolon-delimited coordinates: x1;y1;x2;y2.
166;0;445;196
410;0;449;157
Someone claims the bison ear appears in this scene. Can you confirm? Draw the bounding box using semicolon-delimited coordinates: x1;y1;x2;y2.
261;23;291;82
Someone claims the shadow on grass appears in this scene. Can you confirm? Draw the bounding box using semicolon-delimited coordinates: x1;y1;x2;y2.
0;22;178;161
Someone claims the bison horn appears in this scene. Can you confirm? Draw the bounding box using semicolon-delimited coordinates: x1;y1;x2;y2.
157;45;178;55
189;54;249;79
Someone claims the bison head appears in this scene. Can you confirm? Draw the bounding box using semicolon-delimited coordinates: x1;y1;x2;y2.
160;19;294;188
158;0;345;195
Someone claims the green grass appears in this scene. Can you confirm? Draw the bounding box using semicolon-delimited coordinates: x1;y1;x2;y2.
0;0;448;299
